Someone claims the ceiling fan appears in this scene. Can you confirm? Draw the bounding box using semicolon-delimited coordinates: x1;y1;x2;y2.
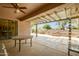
2;3;27;14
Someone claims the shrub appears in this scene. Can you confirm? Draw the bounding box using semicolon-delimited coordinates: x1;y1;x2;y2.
43;24;52;30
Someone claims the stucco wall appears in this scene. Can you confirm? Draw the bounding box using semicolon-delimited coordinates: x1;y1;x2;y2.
18;20;31;36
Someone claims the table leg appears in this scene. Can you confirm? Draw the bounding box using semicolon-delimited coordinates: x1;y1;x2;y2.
25;40;27;44
15;40;16;47
30;38;32;47
19;40;21;52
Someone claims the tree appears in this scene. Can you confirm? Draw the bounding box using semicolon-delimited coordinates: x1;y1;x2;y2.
43;24;52;30
58;20;69;30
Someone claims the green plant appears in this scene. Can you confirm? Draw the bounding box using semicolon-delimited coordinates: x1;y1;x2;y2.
43;24;52;30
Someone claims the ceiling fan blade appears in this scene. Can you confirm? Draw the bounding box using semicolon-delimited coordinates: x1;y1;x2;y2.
11;3;17;8
19;9;26;14
15;3;18;7
11;3;27;9
2;6;14;8
11;3;26;14
19;7;27;9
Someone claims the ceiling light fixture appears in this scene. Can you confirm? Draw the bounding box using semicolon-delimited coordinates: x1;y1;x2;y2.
15;9;20;13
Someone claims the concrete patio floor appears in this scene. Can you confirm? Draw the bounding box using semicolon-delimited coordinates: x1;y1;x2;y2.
1;33;79;56
31;33;79;56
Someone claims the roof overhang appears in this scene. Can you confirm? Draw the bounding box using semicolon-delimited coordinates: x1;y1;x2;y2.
28;3;79;25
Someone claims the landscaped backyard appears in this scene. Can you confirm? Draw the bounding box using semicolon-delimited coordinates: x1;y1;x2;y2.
31;18;79;55
32;19;79;38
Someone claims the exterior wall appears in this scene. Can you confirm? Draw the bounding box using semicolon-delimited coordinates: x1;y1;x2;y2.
18;20;31;36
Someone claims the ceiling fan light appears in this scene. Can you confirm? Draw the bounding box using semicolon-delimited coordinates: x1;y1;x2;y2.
15;9;20;13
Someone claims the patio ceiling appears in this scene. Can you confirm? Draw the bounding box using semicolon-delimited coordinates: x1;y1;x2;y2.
0;3;63;21
0;3;47;20
30;4;79;25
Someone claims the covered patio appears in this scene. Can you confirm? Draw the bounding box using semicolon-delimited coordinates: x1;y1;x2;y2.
0;3;79;56
30;3;79;56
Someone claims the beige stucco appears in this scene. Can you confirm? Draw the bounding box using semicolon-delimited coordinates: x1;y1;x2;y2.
18;20;31;36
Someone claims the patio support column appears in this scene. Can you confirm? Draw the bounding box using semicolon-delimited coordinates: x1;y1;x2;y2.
78;18;79;29
68;18;72;56
36;24;38;37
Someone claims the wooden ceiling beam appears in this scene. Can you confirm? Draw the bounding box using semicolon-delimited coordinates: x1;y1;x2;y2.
46;14;56;20
53;11;62;20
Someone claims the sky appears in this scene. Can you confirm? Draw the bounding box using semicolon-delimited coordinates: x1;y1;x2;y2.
37;21;59;29
32;19;79;29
